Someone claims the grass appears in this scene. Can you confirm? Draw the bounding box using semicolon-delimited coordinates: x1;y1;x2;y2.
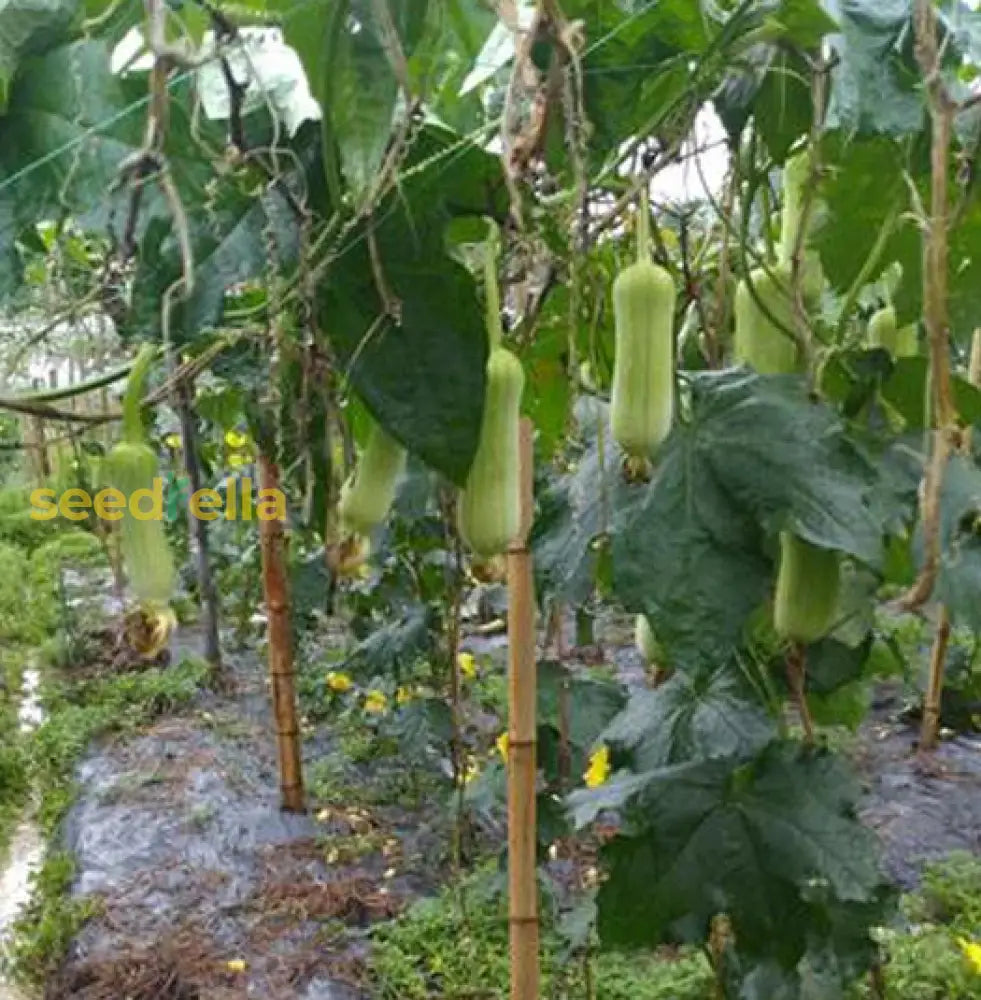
366;865;715;1000
0;852;102;988
848;852;981;999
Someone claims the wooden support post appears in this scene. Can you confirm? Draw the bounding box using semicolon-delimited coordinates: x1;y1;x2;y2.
507;417;538;1000
257;455;305;813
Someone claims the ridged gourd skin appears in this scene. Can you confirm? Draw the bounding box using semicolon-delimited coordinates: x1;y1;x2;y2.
868;305;918;358
338;422;407;535
610;260;676;458
635;613;664;665
105;440;176;606
773;532;840;644
733;265;800;375
458;347;525;557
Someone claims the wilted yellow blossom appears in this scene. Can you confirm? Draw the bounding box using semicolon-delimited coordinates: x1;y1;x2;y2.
584;745;611;788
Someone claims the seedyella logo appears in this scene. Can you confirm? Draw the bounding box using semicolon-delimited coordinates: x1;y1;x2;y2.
30;477;287;522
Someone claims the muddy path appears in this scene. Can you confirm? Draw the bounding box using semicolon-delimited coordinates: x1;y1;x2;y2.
855;684;981;890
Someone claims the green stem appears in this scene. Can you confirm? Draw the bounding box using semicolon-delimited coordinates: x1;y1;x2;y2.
123;343;159;445
484;219;503;351
637;185;651;266
9;360;137;404
835;203;900;344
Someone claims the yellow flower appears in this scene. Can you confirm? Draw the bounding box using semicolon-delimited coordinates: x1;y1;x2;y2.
228;452;250;468
958;937;981;975
164;433;182;449
461;754;480;786
225;429;249;449
326;671;353;694
364;690;388;714
395;685;415;705
457;651;477;680
496;731;509;763
584;745;611;788
226;958;247;973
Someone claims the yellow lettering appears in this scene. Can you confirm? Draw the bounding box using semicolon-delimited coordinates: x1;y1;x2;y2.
59;488;91;522
190;488;221;521
241;477;252;521
257;488;286;522
29;488;58;521
94;488;125;521
130;478;164;521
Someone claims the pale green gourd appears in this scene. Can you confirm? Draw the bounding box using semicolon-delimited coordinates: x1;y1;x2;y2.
338;420;407;535
773;532;840;644
610;190;676;458
458;225;526;557
104;344;175;607
733;265;800;375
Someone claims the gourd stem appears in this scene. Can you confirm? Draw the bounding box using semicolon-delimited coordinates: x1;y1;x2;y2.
122;343;158;445
485;220;504;351
637;184;651;266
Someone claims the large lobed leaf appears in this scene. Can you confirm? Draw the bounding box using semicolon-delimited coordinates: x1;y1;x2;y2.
569;741;892;980
611;370;889;669
0;0;78;107
601;660;776;771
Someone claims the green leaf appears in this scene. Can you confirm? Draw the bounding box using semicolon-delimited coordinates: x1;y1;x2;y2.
560;0;711;161
537;661;626;752
823;0;923;136
755;49;815;163
934;456;981;634
768;0;839;50
0;39;234;300
127;176;301;343
602;661;775;770
813;132;916;307
532;397;626;607
0;0;78;107
283;0;428;203
317;121;505;485
570;742;889;963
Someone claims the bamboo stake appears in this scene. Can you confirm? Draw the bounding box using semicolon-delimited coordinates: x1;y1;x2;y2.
257;454;305;812
920;606;951;751
507;417;538;1000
